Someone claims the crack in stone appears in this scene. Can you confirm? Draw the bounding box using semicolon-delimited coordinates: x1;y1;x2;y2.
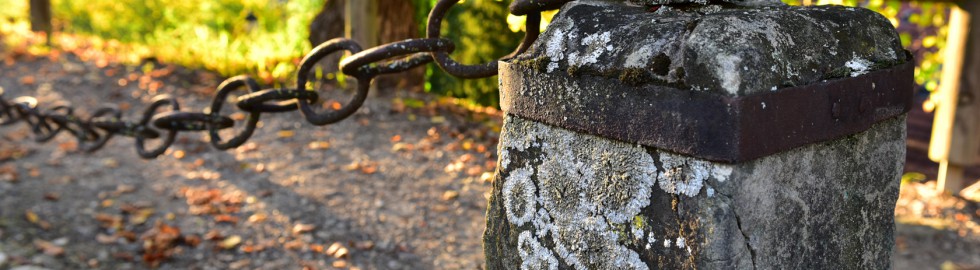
726;192;757;270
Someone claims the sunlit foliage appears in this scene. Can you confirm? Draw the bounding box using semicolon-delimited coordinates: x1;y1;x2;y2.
413;0;523;107
2;0;324;85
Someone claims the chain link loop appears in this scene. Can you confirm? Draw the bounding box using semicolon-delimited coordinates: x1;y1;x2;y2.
0;0;574;158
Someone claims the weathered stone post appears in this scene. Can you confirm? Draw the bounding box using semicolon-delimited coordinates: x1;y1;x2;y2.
484;1;913;269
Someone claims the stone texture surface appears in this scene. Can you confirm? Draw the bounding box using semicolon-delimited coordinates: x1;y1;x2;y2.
484;115;906;269
626;0;783;7
515;0;906;96
485;1;909;269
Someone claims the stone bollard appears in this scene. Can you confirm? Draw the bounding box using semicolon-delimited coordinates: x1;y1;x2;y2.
484;1;913;269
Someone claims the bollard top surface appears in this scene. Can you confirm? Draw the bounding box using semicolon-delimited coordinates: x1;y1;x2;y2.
501;1;912;162
513;1;906;96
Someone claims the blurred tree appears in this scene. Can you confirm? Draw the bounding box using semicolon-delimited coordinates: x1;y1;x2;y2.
413;0;522;107
308;0;424;91
308;0;344;48
29;0;52;44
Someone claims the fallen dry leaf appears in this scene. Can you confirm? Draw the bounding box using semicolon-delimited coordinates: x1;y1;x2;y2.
391;142;414;152
292;223;316;234
118;231;138;242
20;75;35;85
140;223;182;267
430;116;446;124
113;252;135;261
0;164;17;182
204;230;223;241
130;208;155;225
219;235;242;250
241;244;265;253
34;240;64;256
277;130;295;138
323;242;344;256
283;240;304;250
94;213;124;230
442;190;460;201
466;166;483;176
0;145;32;162
114;184;136;195
57;140;77;152
308;141;330;150
25;210;51;230
214;215;239;224
96;233;119;244
333;246;349;258
182;234;202;247
247;213;267;223
310;244;325;253
354;241;375;250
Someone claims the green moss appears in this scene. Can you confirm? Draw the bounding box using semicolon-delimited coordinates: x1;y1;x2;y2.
566;65;580;77
619;68;649;85
610;222;633;245
633;215;647;229
512;56;548;72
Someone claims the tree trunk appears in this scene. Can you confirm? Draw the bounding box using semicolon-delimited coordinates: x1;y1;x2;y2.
375;0;424;91
308;0;423;92
308;0;346;78
29;0;52;32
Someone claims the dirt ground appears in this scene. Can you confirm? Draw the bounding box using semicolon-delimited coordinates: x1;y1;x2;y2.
1;50;979;269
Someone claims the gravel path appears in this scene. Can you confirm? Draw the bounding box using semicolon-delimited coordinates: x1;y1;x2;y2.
1;49;979;270
1;52;499;269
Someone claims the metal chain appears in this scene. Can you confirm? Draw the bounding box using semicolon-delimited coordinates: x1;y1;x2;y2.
0;0;571;159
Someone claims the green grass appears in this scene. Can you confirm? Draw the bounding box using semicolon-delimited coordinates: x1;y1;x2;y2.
3;0;324;85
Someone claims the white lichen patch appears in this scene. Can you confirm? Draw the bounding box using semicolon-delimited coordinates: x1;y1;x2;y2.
714;54;742;95
504;167;538;226
551;217;649;270
518;231;560;270
544;27;567;73
501;149;512;170
647;232;656;247
529;120;657;225
658;152;734;197
624;45;655;69
845;54;873;77
657;153;709;197
498;117;739;268
711;164;734;182
500;117;653;270
569;31;613;68
632;226;645;241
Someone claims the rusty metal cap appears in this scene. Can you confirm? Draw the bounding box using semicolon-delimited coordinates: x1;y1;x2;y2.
500;2;913;163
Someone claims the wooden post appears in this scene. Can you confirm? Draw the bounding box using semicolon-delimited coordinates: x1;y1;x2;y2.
345;0;379;48
29;0;52;45
928;2;980;194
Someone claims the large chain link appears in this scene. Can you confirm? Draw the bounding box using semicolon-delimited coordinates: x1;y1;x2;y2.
0;0;571;159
